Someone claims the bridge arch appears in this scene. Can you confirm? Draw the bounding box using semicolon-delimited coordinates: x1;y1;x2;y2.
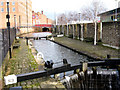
42;27;49;32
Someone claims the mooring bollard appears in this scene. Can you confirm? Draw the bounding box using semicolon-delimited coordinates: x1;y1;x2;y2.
63;59;68;65
26;37;28;45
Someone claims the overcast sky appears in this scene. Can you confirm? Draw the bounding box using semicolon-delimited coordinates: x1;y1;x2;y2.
31;0;117;20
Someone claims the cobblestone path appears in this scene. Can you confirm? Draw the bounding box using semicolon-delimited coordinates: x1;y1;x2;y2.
3;39;65;89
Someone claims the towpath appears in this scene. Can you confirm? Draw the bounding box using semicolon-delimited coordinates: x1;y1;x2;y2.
53;37;119;59
2;39;65;89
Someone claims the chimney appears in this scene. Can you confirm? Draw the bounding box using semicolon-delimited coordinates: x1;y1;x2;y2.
41;11;43;14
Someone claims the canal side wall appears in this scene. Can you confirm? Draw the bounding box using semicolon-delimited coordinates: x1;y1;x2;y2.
55;21;120;49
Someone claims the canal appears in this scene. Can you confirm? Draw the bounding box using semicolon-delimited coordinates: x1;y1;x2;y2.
32;32;94;78
31;33;120;89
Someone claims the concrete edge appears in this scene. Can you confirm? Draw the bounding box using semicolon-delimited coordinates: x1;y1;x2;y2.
28;39;45;66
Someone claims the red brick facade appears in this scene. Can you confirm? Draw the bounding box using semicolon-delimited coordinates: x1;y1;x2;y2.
32;11;53;25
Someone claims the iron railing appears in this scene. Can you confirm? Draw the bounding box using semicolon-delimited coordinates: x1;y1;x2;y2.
0;28;16;66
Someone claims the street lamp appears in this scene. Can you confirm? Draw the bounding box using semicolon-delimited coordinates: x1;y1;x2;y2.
6;0;12;58
78;13;81;22
14;15;16;39
94;9;97;45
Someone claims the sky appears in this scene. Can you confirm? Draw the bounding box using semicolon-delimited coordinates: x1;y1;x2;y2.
31;0;118;20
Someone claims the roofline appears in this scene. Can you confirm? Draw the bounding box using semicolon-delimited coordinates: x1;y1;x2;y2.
98;7;120;16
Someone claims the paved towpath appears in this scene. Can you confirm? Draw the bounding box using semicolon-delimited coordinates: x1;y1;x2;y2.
3;39;65;89
54;37;119;59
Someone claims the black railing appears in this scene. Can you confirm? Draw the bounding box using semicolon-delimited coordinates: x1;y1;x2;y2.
13;59;120;82
0;28;16;66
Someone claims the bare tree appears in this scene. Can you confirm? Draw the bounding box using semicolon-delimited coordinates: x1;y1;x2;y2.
57;11;80;25
81;0;107;21
67;11;79;23
56;13;67;25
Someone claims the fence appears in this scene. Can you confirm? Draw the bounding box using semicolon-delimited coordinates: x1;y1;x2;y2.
0;28;16;67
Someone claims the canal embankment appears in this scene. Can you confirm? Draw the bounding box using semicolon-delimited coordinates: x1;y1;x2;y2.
51;37;119;60
2;39;65;89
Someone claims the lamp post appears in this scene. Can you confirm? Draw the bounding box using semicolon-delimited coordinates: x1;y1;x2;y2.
14;15;16;39
6;0;12;58
94;10;97;45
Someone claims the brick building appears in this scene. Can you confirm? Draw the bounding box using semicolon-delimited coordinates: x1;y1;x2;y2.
0;0;33;33
32;11;53;25
98;7;120;22
32;11;54;32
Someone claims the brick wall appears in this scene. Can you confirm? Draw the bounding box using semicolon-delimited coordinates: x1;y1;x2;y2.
56;22;119;48
86;23;95;38
102;21;120;47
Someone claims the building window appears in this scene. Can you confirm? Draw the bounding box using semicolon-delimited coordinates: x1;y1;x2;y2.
13;8;15;12
1;8;4;12
1;2;3;6
12;2;15;5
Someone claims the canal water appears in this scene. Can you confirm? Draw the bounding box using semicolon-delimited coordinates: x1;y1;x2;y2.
32;32;93;77
32;33;120;89
32;39;91;77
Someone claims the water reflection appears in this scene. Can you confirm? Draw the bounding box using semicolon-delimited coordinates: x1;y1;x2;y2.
33;39;88;68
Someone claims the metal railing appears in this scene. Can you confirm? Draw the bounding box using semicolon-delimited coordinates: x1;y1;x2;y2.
0;28;16;66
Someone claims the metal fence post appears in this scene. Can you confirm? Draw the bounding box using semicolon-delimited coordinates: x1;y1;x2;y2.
7;1;12;58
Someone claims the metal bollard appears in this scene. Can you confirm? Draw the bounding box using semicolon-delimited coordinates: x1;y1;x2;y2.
44;60;54;69
63;59;68;65
26;37;28;45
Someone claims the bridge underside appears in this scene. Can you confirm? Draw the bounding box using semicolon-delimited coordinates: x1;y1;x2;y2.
42;27;49;32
